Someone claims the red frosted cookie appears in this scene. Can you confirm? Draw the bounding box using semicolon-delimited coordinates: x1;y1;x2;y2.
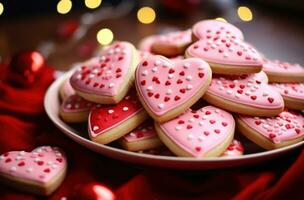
0;146;67;195
70;41;139;104
121;120;163;151
88;91;149;144
270;82;304;110
59;94;94;123
59;76;75;100
237;110;304;149
135;55;212;122
262;60;304;83
155;106;235;157
186;20;263;75
221;139;244;157
192;19;244;41
150;30;192;57
203;72;285;117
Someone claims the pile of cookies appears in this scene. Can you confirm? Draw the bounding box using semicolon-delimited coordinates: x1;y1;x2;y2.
59;20;304;158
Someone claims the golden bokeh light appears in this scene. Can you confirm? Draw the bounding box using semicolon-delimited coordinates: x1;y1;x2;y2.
0;3;4;16
57;0;72;14
85;0;102;9
215;17;227;22
97;28;114;45
237;6;253;21
137;7;156;24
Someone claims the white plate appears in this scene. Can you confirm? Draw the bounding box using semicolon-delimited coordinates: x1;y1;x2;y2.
44;71;304;170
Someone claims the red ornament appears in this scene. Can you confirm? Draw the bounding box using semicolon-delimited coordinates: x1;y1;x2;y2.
9;50;45;87
72;182;115;200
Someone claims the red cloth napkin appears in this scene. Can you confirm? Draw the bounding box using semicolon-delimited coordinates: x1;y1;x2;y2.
0;66;303;200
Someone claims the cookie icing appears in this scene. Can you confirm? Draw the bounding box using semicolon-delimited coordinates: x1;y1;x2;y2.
159;106;235;157
221;139;244;157
152;29;192;48
0;146;66;184
186;38;263;67
88;91;143;137
206;72;284;109
192;20;244;40
124;121;157;142
239;110;304;143
263;60;304;74
70;42;135;96
61;94;94;113
61;78;75;98
136;56;211;116
138;35;157;52
270;83;304;100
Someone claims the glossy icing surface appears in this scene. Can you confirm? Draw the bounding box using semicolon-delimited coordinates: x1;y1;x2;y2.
270;82;304;100
61;94;94;113
240;110;304;143
263;60;304;74
152;29;192;47
159;106;235;157
0;146;66;184
221;139;244;157
124;121;157;142
136;56;211;116
70;42;135;96
192;20;244;40
88;91;143;137
206;72;284;109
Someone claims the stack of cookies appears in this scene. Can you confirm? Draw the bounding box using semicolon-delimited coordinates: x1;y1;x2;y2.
59;20;304;158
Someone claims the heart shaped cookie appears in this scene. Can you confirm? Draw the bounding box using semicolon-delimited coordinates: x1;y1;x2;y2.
155;106;235;157
70;41;139;104
186;39;263;75
150;30;192;57
138;35;157;52
0;146;67;195
237;110;304;149
59;76;75;100
121;120;163;151
203;72;284;116
88;91;148;144
221;139;244;157
135;55;212;122
192;20;244;41
270;82;304;110
262;59;304;82
60;94;94;123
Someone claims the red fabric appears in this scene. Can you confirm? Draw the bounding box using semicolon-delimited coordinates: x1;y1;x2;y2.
0;65;303;200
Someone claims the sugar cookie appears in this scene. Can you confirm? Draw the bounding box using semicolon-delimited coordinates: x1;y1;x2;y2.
155;106;235;157
221;139;244;157
0;146;67;195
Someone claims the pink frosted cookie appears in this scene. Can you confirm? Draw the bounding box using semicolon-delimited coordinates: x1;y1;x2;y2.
135;55;212;122
262;60;304;83
186;20;263;75
150;30;192;57
237;110;304;149
155;106;235;157
270;83;304;110
203;72;284;117
70;41;139;104
0;146;67;195
59;76;75;100
221;139;244;157
121;121;163;151
192;20;244;41
88;91;148;144
59;94;94;123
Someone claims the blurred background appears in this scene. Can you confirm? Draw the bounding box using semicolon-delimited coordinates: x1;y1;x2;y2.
0;0;303;70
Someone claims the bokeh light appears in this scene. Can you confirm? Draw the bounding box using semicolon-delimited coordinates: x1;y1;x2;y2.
97;28;114;45
137;7;156;24
57;0;72;14
85;0;102;9
237;6;253;21
215;17;227;22
0;3;4;16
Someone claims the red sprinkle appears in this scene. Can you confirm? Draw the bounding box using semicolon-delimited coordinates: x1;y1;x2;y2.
251;96;257;100
18;162;25;167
